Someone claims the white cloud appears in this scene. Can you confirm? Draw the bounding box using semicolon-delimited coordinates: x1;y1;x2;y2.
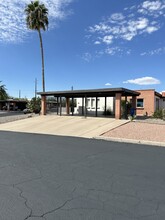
141;47;165;56
138;0;165;18
105;47;122;55
82;52;92;62
110;13;125;22
88;14;161;42
142;1;162;10
122;32;136;41
102;35;113;45
145;26;159;33
94;41;101;45
140;1;163;14
105;83;112;86
135;17;149;29
87;0;165;56
0;0;74;43
89;23;111;34
123;77;160;85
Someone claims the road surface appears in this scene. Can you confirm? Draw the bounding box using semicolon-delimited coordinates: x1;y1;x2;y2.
0;131;165;219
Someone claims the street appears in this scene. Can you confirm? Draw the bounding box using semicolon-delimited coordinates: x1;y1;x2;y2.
0;131;165;219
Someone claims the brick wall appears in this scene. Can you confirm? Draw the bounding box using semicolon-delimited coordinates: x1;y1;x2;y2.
162;92;165;97
126;90;156;116
135;90;155;116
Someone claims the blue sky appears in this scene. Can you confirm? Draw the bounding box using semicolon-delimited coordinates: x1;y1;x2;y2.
0;0;165;99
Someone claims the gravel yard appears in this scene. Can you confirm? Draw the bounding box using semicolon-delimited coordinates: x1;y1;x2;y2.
0;111;35;124
103;120;165;143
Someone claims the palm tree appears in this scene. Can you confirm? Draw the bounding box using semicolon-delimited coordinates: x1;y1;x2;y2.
25;1;48;92
0;81;8;100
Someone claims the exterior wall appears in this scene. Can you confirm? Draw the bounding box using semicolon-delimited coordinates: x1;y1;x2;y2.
160;92;165;109
162;99;165;108
74;97;115;116
135;90;155;116
155;96;160;110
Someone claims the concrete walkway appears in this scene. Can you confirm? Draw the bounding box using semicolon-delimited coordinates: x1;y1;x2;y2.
0;115;128;138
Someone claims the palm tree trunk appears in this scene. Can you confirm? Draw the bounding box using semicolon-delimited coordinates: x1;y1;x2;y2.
38;29;45;92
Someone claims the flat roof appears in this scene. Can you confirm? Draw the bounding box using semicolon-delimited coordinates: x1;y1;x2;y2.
38;87;140;98
0;99;27;103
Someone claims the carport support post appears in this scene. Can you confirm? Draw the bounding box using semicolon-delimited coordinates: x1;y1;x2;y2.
66;97;70;115
82;97;84;116
60;96;62;116
125;96;128;119
115;93;121;119
85;96;87;118
71;97;74;116
104;97;107;116
7;102;10;111
95;97;98;117
41;96;46;115
57;97;59;115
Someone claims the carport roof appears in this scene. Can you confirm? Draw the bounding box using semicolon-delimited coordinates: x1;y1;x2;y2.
38;87;140;98
0;99;27;103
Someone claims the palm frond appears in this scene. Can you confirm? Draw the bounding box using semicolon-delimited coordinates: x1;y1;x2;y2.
0;82;9;100
25;0;49;31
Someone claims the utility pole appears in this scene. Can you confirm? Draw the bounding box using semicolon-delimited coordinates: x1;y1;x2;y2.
19;90;21;99
35;78;37;99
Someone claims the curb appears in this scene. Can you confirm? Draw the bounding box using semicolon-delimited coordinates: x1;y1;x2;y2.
94;136;165;147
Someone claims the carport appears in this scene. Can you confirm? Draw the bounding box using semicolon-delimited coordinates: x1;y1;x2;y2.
0;99;27;111
38;88;140;119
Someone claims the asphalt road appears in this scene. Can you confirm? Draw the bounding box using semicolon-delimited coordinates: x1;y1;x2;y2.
0;131;165;220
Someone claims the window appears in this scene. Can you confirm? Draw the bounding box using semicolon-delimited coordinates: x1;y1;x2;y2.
91;98;95;108
87;99;90;108
136;98;144;108
97;98;100;109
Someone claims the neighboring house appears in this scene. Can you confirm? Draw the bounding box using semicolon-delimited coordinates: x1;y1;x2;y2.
0;99;27;111
133;89;165;116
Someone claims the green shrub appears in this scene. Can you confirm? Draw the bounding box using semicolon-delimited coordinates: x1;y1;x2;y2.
27;97;41;113
162;108;165;121
103;108;112;116
152;109;163;119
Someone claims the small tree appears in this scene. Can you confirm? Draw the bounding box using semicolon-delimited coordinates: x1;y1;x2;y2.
27;97;41;113
121;100;131;119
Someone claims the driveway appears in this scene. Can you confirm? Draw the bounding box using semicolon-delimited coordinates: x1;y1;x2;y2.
0;131;165;219
0;115;127;138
